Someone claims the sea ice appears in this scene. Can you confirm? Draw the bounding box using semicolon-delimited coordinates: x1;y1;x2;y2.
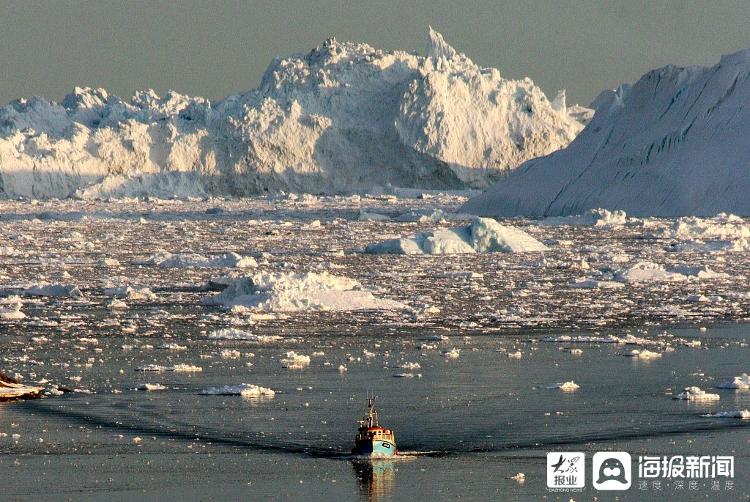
704;410;750;419
717;374;750;390
673;386;720;401
144;252;257;269
203;271;406;312
280;351;311;370
364;218;546;255
199;384;275;398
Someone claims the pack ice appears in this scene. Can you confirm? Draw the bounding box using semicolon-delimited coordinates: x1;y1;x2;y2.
0;29;587;199
364;217;546;254
462;48;750;217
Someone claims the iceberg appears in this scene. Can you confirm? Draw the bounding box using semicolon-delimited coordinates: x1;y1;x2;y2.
0;29;586;199
462;49;750;217
364;217;547;255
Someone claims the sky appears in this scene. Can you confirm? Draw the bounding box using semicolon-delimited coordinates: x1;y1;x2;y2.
2;0;750;107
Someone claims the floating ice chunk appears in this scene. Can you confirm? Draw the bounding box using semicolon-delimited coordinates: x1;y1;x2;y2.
338;365;348;373
108;298;128;310
569;278;624;289
207;329;283;343
203;271;406;312
15;283;83;298
393;373;422;378
673;386;720;401
399;362;421;370
357;211;391;222
137;383;166;391
365;217;547;255
135;364;202;372
510;473;526;484
199;384;275;398
281;351;311;370
144;252;257;269
539;209;628;227
506;350;523;359
0;296;25;320
614;262;687;283
717;374;750;390
548;381;580;392
704;410;750;419
443;348;460;359
104;285;157;301
623;349;662;359
220;349;241;359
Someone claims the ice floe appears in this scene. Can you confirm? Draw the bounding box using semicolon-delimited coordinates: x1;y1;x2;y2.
8;283;83;298
0;296;25;320
207;329;283;343
135;364;202;372
143;252;257;269
203;271;406;312
199;384;275;398
623;349;662;360
704;410;750;419
364;217;546;255
717;374;750;390
539;209;628;227
280;351;311;370
673;386;720;401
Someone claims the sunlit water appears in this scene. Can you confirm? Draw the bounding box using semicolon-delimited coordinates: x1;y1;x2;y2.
2;323;750;500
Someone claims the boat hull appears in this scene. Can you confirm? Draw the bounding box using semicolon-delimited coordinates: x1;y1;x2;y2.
352;439;397;458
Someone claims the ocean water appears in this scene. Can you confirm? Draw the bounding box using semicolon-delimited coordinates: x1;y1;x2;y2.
3;197;750;500
2;323;750;500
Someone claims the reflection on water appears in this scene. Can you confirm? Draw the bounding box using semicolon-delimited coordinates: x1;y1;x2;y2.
352;460;395;501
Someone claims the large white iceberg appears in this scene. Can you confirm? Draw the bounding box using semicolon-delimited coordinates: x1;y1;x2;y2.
461;48;750;217
0;29;586;199
364;217;547;255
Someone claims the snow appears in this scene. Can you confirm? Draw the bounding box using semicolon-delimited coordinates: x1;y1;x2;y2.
364;217;547;255
717;374;750;390
673;386;720;401
0;29;586;199
461;49;750;217
143;252;257;269
203;271;407;312
199;384;275;398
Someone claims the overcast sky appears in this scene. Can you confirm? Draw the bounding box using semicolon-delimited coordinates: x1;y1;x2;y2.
2;0;750;106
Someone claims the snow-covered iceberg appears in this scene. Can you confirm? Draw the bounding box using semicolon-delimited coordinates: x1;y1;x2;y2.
461;49;750;217
0;29;586;199
203;271;406;311
364;217;547;255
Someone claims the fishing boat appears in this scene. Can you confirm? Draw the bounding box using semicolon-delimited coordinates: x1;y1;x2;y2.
352;396;397;457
